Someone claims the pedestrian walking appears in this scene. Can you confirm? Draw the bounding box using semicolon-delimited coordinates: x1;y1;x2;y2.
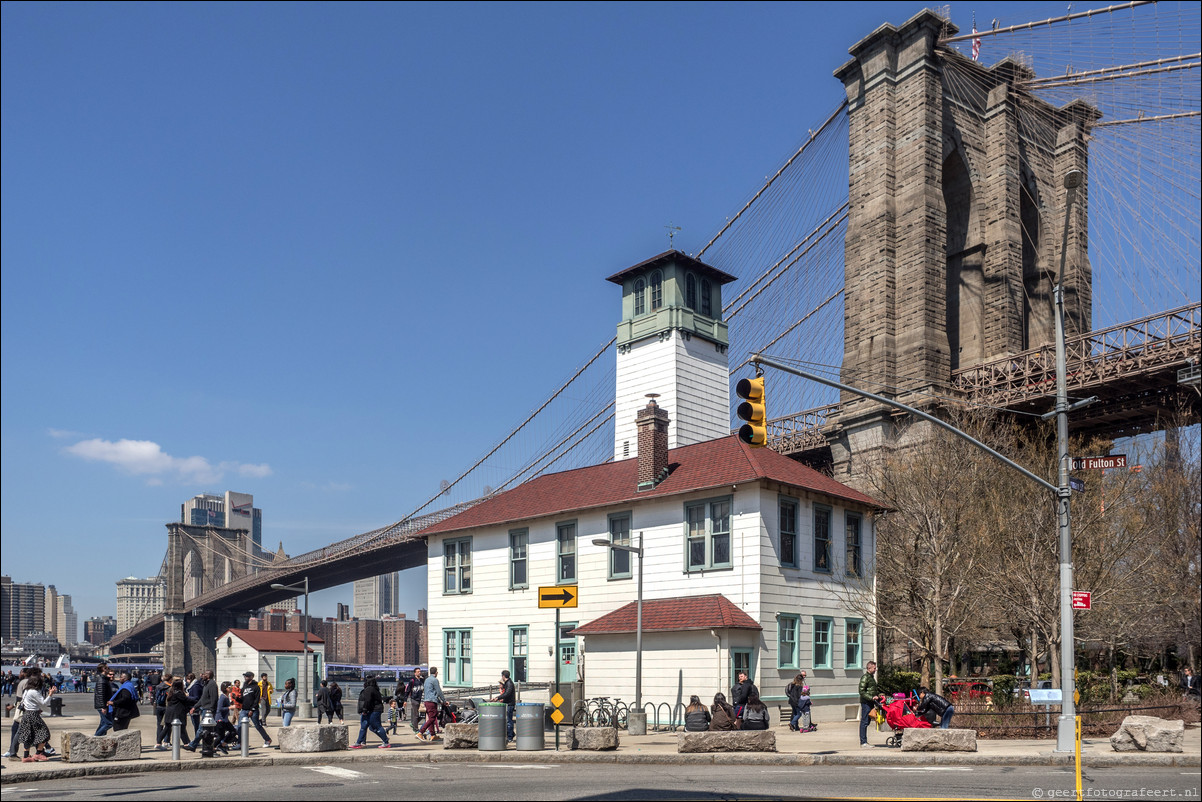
259;673;274;724
237;672;273;748
93;662;114;737
15;674;55;763
405;670;424;733
858;661;878;748
417;667;445;741
314;680;335;724
279;679;298;727
350;677;391;749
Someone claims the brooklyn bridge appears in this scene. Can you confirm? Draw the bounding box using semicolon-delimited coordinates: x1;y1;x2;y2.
108;3;1201;674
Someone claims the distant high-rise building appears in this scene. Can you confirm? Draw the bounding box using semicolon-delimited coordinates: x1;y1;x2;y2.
181;491;263;559
84;616;117;645
42;586;78;648
353;573;400;619
116;577;165;633
1;576;46;642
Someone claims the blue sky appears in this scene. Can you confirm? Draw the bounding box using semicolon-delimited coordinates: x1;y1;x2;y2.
1;1;1137;633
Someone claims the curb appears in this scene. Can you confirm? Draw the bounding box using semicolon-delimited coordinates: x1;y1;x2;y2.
4;748;1199;784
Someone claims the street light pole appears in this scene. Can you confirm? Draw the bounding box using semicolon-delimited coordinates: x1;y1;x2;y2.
592;532;645;734
1054;169;1083;753
271;578;311;720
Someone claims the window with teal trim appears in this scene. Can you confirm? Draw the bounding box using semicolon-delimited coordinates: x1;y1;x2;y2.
813;505;832;573
509;529;528;589
684;497;732;572
813;617;833;669
701;279;712;316
608;513;632;579
845;512;863;577
779;496;799;568
443;538;472;594
686;273;697;310
846;619;863;668
510;626;528;682
444;629;472;685
634;279;645;316
778;614;799;668
557;521;577;583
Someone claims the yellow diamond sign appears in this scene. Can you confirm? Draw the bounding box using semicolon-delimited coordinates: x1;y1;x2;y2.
551;693;564;707
551;709;564;724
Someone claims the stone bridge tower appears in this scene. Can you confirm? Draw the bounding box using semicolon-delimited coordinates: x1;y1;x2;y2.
163;523;255;676
829;10;1096;479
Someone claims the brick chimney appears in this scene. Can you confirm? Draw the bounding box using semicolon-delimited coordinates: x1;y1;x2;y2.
636;394;670;491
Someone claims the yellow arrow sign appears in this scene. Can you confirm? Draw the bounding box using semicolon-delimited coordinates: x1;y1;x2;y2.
538;585;578;608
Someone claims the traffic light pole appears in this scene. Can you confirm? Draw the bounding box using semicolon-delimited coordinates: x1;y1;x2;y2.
750;351;1078;750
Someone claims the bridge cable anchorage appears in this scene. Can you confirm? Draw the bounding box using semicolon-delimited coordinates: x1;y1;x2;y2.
940;0;1157;45
697;100;848;259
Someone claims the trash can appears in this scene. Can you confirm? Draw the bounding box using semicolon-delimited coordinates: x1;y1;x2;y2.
515;702;545;751
478;702;507;751
49;696;64;717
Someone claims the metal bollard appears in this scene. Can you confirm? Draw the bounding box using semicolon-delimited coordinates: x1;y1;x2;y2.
171;718;181;761
240;716;249;757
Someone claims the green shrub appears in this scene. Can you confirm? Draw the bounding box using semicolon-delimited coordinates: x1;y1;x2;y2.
991;675;1019;707
877;666;921;696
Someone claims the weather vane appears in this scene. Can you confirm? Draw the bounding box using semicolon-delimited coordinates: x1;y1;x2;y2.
665;223;682;249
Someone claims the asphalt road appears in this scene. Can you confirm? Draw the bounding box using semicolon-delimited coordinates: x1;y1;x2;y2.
2;763;1199;801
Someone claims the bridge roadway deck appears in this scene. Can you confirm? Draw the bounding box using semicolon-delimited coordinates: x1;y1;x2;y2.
770;303;1201;455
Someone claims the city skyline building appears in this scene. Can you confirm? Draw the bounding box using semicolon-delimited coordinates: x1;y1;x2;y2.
352;572;400;619
84;616;117;646
44;586;78;648
181;490;263;558
1;575;45;643
116;576;165;633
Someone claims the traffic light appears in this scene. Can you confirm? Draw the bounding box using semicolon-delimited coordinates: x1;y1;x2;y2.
735;376;767;447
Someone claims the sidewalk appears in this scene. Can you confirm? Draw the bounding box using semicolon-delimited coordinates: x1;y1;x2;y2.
2;705;1198;783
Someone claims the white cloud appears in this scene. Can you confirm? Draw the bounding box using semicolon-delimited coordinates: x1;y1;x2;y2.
63;437;272;485
47;428;83;439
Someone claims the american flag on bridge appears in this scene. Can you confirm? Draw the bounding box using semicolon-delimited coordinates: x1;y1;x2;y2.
972;14;981;61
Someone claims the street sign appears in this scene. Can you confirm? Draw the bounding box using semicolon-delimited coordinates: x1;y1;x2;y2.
1069;477;1085;492
1071;454;1126;471
1071;591;1092;610
550;692;568;725
538;585;578;609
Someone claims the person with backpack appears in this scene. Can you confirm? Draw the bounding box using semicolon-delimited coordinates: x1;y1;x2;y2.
152;674;173;748
405;670;424;734
313;680;335;724
350;677;391;749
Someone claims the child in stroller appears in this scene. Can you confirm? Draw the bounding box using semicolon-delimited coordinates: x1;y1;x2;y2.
877;693;931;747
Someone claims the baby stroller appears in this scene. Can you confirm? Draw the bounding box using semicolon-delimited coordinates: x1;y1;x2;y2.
877;693;931;748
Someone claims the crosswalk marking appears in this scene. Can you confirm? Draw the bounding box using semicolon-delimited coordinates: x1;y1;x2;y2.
306;766;366;779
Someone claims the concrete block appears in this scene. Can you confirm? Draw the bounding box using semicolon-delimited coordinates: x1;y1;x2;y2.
441;723;478;749
565;726;619;751
900;728;978;752
61;730;142;762
277;724;349;753
1110;715;1184;753
678;731;777;753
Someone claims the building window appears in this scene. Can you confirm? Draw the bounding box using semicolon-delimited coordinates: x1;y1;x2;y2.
634;278;645;316
813;617;833;669
684;497;732;572
813;505;832;573
846;619;863;668
779;496;799;568
701;279;712;316
509;529;528;590
557;521;577;584
510;626;528;682
686;273;697;310
845;512;862;578
778;614;799;669
607;513;632;579
650;270;663;311
443;538;472;594
444;629;472;685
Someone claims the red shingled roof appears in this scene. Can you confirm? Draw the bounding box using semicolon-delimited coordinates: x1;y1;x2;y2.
221;629;323;653
419;434;880;537
571;594;761;635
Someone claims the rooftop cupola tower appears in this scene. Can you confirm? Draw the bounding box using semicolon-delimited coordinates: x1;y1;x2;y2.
607;250;737;460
